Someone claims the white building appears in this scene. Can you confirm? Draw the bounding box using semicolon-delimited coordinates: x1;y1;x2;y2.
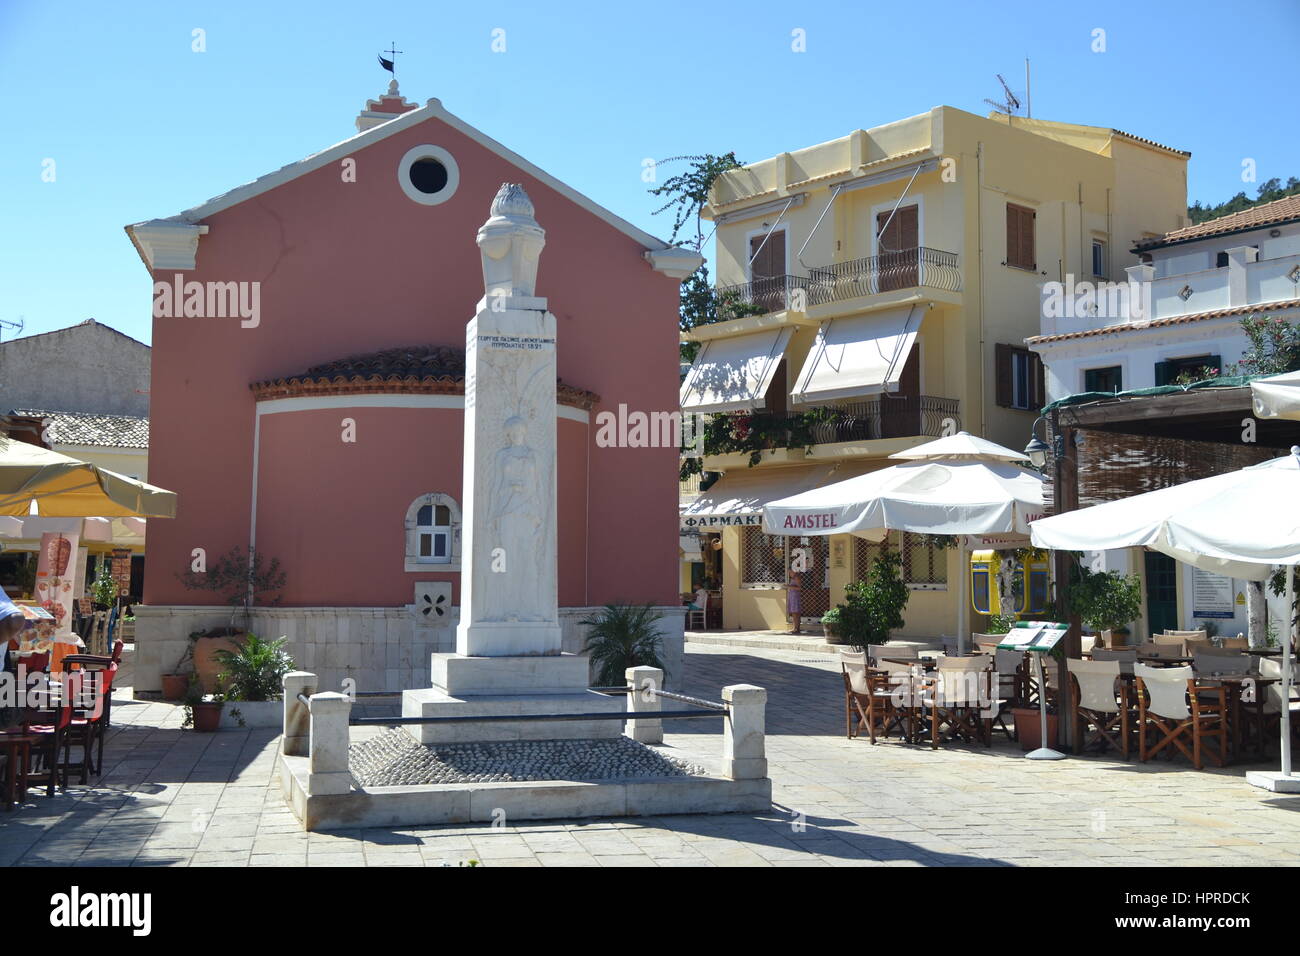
1028;195;1300;400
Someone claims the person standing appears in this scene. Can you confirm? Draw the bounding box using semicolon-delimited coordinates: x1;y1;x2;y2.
787;571;803;635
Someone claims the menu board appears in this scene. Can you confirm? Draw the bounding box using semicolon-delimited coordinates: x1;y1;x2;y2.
111;548;132;598
34;531;79;636
997;621;1068;653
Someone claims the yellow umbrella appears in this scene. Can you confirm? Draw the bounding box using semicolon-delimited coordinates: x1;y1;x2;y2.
0;438;177;518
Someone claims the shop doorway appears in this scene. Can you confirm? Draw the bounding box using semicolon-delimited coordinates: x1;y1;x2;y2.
1144;551;1179;635
787;535;830;619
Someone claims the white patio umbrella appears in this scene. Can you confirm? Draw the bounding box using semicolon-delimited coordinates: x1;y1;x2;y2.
763;432;1046;652
1252;370;1300;421
1030;449;1300;790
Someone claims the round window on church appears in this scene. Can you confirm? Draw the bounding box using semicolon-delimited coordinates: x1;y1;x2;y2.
398;145;460;206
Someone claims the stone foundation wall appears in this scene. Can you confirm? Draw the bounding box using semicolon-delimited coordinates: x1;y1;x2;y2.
133;604;686;696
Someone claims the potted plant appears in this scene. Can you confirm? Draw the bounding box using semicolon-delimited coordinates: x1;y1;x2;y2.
821;606;845;644
835;549;909;652
580;604;666;686
160;631;201;701
214;633;296;728
89;566;117;611
1011;644;1063;750
176;546;287;692
181;674;225;733
1066;566;1143;639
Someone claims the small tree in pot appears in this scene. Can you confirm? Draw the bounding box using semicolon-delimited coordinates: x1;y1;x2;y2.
836;549;910;652
1066;566;1143;640
176;547;286;692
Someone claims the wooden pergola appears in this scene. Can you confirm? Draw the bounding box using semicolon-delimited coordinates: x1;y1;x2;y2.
1042;383;1300;751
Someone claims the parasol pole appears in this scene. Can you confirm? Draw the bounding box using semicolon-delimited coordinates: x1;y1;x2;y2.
1283;563;1294;778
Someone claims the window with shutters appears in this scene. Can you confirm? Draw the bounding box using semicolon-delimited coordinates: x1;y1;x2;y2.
404;493;462;572
995;343;1045;411
1154;354;1222;386
1006;203;1036;271
1083;365;1122;394
748;228;788;312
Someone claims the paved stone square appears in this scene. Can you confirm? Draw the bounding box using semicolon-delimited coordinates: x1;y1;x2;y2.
3;643;1299;867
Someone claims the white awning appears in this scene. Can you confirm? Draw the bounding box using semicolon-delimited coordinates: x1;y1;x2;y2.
679;327;793;414
681;464;844;530
791;304;921;404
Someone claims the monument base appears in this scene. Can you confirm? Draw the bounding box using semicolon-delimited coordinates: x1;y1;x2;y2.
402;651;618;744
456;621;563;657
279;751;773;832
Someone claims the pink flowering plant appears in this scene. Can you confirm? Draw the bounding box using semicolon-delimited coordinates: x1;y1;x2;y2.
1227;314;1300;376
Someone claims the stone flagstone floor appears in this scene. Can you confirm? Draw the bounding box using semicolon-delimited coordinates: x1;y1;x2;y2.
3;643;1300;867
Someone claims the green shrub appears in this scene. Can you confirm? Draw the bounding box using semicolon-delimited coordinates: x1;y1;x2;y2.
580;604;666;687
836;549;910;651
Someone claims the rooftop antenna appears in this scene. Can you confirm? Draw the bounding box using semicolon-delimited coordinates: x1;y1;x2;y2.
983;73;1022;119
0;316;24;342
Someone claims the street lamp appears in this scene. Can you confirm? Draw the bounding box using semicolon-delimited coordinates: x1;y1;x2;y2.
1024;416;1050;469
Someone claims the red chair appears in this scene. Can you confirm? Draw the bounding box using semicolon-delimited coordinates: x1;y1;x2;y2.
68;662;117;781
21;673;81;797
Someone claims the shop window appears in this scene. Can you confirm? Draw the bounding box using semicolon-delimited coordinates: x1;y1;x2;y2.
855;533;946;588
740;526;786;586
404;493;462;572
901;532;947;588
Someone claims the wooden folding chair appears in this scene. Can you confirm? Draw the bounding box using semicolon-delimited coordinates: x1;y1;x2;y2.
1135;663;1227;769
922;656;995;749
1068;658;1129;757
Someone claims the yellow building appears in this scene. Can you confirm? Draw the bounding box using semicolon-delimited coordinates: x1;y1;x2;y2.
679;106;1190;636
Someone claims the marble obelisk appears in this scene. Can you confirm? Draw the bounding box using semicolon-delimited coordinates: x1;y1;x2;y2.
456;183;562;657
403;184;621;743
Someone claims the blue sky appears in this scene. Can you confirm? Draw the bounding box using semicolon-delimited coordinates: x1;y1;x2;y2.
2;0;1297;345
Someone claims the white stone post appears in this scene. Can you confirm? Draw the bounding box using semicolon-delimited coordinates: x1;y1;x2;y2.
721;684;768;780
307;691;352;795
282;671;317;756
625;665;663;744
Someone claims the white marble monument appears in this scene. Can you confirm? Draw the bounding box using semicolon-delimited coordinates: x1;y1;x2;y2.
402;184;622;743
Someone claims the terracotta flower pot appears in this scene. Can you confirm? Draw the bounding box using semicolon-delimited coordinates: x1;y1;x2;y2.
194;632;243;693
191;701;224;733
1012;707;1059;751
161;673;190;702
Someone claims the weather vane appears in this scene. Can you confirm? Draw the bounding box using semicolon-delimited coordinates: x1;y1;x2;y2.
378;42;403;78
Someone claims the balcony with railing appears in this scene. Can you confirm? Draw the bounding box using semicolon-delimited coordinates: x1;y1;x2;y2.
691;396;961;467
711;247;961;322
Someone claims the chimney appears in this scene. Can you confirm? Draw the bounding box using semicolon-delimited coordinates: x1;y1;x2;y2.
356;80;418;133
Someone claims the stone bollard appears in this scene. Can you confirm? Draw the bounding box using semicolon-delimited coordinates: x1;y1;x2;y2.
282;671;317;756
625;665;664;745
721;684;767;780
307;691;353;796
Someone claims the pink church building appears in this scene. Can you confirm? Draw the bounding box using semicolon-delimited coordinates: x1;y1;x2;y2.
125;82;698;694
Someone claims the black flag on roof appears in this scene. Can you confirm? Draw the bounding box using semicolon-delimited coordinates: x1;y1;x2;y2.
378;53;395;73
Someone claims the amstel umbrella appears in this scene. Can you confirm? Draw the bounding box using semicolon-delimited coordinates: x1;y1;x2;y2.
0;439;176;518
763;432;1045;652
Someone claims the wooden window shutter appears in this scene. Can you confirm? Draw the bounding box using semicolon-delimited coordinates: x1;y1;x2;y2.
1006;204;1036;271
995;343;1013;407
1031;350;1046;410
1154;361;1174;386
